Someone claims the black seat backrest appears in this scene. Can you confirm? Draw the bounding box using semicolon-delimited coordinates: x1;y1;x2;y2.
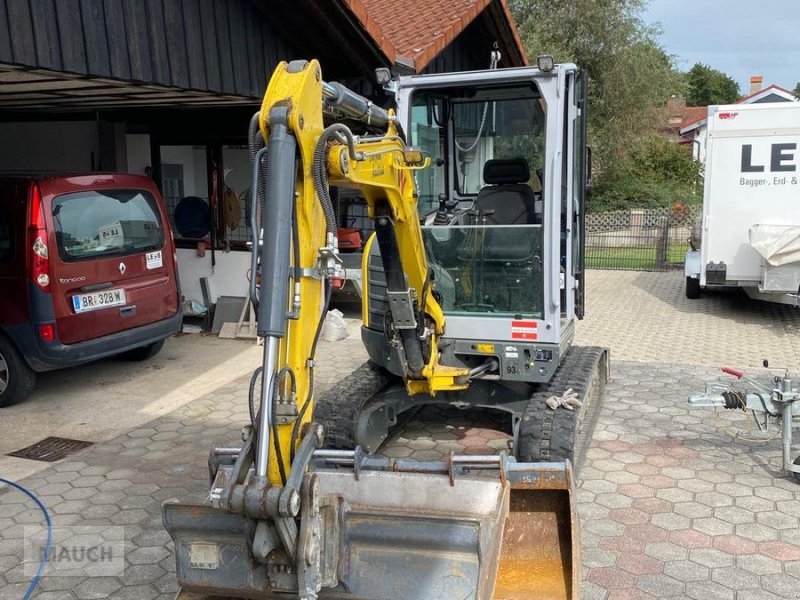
474;158;538;225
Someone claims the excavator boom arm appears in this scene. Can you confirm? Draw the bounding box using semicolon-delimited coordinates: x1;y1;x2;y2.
254;60;470;483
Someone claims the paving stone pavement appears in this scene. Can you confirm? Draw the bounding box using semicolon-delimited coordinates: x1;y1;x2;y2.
2;270;800;599
577;361;800;600
575;270;800;369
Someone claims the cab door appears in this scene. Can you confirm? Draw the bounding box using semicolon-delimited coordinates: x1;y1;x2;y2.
572;71;589;319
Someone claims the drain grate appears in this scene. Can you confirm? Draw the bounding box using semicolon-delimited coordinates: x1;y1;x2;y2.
7;436;94;462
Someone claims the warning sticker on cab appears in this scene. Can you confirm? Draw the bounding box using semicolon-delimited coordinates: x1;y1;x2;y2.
511;320;538;340
146;250;163;270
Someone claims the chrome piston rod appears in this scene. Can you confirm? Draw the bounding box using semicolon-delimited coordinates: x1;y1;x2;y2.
256;336;279;477
322;81;392;129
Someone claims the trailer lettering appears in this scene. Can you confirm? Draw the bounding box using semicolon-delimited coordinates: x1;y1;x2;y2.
771;143;797;172
741;144;764;172
740;177;768;188
741;143;798;173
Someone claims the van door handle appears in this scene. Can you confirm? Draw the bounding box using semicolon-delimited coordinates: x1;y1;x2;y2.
119;306;136;317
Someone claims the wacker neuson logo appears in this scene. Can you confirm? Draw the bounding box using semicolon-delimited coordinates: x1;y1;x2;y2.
24;526;125;577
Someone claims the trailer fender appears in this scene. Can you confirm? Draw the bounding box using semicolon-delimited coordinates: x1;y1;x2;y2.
684;249;701;279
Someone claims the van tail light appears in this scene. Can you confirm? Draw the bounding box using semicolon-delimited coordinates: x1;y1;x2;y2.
29;185;51;292
38;323;55;342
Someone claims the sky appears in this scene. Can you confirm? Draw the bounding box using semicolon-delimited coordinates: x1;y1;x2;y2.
643;0;800;94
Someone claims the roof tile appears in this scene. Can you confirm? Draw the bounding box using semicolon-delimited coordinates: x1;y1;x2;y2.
680;106;707;130
343;0;526;72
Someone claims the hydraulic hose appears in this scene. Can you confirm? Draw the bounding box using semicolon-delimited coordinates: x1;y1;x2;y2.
0;477;52;600
248;366;262;427
291;188;302;290
248;364;296;487
290;281;333;460
312;124;360;239
249;147;268;311
271;366;296;486
248;111;265;160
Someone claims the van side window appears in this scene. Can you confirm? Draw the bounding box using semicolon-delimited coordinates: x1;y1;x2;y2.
0;204;12;261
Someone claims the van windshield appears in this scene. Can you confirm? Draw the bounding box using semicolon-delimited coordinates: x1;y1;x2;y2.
52;190;164;261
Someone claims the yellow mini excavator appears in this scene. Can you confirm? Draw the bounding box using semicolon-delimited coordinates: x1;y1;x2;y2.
164;56;608;600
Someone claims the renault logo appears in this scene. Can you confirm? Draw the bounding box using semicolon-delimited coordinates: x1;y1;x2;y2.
119;262;126;275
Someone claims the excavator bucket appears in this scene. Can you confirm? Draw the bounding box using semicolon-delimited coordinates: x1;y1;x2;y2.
493;465;579;600
164;455;578;600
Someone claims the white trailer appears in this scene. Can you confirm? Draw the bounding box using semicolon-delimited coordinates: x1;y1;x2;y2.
685;102;800;305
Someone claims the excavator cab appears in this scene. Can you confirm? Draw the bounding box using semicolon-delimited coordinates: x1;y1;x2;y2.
349;65;606;463
371;67;586;368
164;59;602;600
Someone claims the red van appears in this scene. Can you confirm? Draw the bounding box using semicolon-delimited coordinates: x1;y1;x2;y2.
0;173;182;406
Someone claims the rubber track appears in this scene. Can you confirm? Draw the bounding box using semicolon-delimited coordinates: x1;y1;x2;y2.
312;361;393;449
517;346;607;471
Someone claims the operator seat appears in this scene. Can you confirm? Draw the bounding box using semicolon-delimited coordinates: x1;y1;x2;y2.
458;158;542;263
474;158;540;225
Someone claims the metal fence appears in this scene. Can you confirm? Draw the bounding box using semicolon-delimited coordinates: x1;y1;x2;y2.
585;205;701;271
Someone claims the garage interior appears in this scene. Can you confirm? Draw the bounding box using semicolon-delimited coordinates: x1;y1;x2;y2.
0;0;526;307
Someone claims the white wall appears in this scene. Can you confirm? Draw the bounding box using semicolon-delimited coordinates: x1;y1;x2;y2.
691;126;708;168
192;148;207;198
160;145;208;198
126;134;151;174
177;248;251;304
0;121;101;171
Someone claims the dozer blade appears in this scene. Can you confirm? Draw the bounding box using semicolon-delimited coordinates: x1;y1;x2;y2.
164;455;578;600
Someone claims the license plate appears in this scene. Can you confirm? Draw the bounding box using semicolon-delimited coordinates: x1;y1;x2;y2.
72;289;126;313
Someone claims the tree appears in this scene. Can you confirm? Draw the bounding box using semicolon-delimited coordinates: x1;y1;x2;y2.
794;82;800;99
685;63;740;106
508;0;684;182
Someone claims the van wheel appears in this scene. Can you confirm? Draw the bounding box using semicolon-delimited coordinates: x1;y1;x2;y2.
119;340;165;361
0;336;37;407
686;276;701;299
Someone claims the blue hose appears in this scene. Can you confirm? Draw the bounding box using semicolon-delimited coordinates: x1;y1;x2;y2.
0;477;52;600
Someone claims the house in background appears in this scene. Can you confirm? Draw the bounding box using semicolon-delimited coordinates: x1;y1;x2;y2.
679;76;798;165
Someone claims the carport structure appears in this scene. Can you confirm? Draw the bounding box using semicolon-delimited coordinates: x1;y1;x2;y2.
0;0;527;303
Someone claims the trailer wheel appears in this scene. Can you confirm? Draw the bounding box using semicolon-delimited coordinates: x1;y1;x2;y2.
0;336;37;408
685;276;701;299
